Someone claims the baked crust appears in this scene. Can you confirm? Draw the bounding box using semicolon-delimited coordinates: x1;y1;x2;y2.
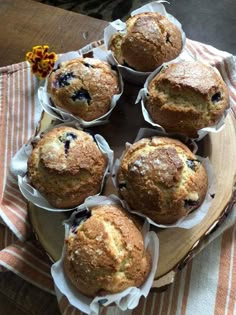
64;204;151;297
146;61;229;137
109;12;182;72
117;137;208;224
27;126;107;208
47;57;120;121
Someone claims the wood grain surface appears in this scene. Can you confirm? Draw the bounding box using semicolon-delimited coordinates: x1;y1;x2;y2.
0;0;108;67
0;272;61;315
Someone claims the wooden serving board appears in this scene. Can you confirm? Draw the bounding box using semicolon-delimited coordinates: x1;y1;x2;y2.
29;81;236;289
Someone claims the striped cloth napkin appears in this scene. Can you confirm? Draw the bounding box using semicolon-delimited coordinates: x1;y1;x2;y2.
0;39;235;315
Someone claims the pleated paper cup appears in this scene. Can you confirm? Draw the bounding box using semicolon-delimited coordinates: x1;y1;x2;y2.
112;128;216;229
104;0;186;85
38;46;124;128
10;121;114;212
137;58;231;141
51;195;159;315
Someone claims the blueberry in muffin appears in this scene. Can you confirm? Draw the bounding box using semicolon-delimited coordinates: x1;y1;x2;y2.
64;203;151;296
146;61;229;137
109;12;183;72
47;57;120;121
27;126;108;208
117;136;208;224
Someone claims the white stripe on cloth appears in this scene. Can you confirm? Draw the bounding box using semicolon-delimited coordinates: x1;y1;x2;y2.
185;234;222;315
188;39;233;59
166;284;175;315
63;304;71;315
3;195;28;216
0;209;24;240
4;188;27;209
3;203;29;227
158;294;165;315
2;248;52;279
173;267;186;315
13;243;52;269
149;293;158;315
1;64;12;198
0;62;42;241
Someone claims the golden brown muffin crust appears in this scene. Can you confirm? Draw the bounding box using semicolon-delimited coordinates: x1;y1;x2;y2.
109;33;124;65
109;12;183;72
47;57;120;121
64;204;151;297
117;137;208;224
28;126;107;208
146;61;229;137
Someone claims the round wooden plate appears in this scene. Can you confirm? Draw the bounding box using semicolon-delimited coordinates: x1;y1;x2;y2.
29;79;236;289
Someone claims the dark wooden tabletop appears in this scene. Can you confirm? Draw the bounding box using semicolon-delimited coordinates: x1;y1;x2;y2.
0;0;108;67
0;0;235;314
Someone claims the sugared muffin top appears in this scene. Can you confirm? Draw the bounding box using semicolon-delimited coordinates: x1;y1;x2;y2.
28;126;108;208
146;61;229;137
47;57;120;121
64;204;151;296
109;12;183;72
117;136;208;224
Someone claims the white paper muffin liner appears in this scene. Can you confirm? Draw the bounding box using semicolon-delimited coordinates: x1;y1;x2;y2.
137;57;231;141
104;0;186;85
38;46;124;128
51;194;159;315
10;121;114;212
112;128;216;229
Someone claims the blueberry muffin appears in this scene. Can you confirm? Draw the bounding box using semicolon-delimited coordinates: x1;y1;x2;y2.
27;126;108;208
109;12;183;72
117;137;208;224
64;204;151;297
47;57;120;121
146;61;229;137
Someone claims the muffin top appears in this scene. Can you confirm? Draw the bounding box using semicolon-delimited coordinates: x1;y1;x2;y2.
109;12;183;72
64;204;151;297
117;136;208;224
146;61;229;137
47;57;120;121
28;126;107;208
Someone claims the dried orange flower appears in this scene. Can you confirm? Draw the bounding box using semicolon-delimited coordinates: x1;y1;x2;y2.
26;45;57;79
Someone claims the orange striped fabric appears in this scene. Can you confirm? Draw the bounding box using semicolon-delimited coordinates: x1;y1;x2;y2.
214;224;236;315
0;62;39;241
0;39;235;315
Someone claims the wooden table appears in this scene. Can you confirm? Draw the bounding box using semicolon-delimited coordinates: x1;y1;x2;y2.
0;1;235;315
0;0;108;67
